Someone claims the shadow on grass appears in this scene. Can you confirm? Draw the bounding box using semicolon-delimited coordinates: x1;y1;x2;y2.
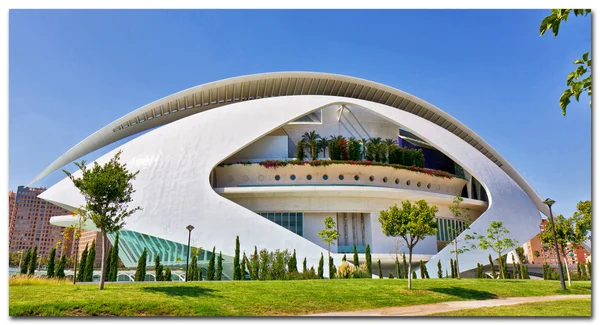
429;287;498;300
143;286;220;298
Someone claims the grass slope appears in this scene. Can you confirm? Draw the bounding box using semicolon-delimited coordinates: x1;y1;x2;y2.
9;279;591;316
431;298;591;316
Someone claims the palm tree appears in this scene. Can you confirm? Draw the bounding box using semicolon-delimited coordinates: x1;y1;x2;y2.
302;131;321;160
359;138;369;160
383;138;398;162
317;138;329;158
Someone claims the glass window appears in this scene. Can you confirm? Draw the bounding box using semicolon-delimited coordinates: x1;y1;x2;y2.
323;174;328;180
282;213;289;228
275;213;282;225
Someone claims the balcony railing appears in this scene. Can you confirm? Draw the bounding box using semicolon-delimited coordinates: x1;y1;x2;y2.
337;245;366;254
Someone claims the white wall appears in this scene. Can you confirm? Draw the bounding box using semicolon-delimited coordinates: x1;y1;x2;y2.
224;135;288;163
303;213;331;251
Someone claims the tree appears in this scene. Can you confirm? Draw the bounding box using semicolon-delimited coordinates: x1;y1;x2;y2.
241;252;247;280
402;253;408;279
108;233;120;282
534;250;540;258
288;249;298;273
28;246;38;276
77;244;89;282
154;255;163;281
472;221;518;279
302;131;321;160
317;216;340;277
365;244;372;276
447;195;474;279
353;244;359;267
437;260;443;278
20;248;31;275
317;138;329;158
450;258;456;278
216;251;223;281
134;248;147;282
539;214;583;286
84;239;96;282
63;150;142;290
47;248;56;278
379;200;438;289
233;236;241;280
412;271;417;279
164;267;172;281
419;260;426;279
104;246;113;281
388;272;394;279
302;257;307;274
318;253;324;279
207;247;216;281
189;251;198;281
296;140;306;161
572;201;591;244
539;9;592;115
56;254;66;278
251;247;259;280
378;259;383;279
329;256;336;279
488;254;497;279
348;138;361;161
394;255;401;278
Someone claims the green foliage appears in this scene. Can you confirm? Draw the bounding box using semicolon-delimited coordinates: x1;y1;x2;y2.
327;135;342;160
412;271;417;279
134;248;147;282
318;216;340;258
207;247;216;281
587;261;591;279
302;257;307;274
20;248;31;275
317;138;329;158
353;244;359;267
302;131;321;161
318;253;324;279
241;252;247;280
342;254;346;261
348;138;361;161
473;221;517;279
394;256;401;278
419;260;425;279
378;259;382;279
77;244;88;282
84;240;96;282
164;267;172;281
402;253;408;279
476;263;483;278
108;233;120;282
388;272;394;279
328;256;336;279
28;246;38;276
450;258;456;278
295;140;306;161
572;201;591;244
515;246;527;264
154;254;163;281
338;138;349;160
46;248;56;278
56;254;66;279
216;251;223;281
188;252;198;281
437;260;443;278
488;254;497;279
250;246;259;280
234;236;241;280
288;249;298;273
104;246;113;281
365;244;372;275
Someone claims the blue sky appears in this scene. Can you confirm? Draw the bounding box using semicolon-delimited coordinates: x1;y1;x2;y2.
9;9;591;217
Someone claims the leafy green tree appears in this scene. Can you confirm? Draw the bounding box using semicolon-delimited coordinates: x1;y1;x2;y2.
353;244;359;267
207;247;216;281
378;259;383;279
164;267;172;281
448;195;475;278
348;138;361;161
154;254;163;281
437;260;443;278
318;216;340;277
134;248;147;282
383;138;398;162
84;239;96;282
317;137;329;158
296;139;306;161
77;244;89;282
46;248;56;278
539;9;592;115
288;249;298;273
539;214;582;286
233;236;241;280
63;150;142;290
572;201;591;245
379;200;438;289
365;244;372;276
318;253;324;279
56;254;66;278
302;131;321;160
250;247;259;280
20;247;31;275
28;246;38;276
216;251;223;281
472;222;518;279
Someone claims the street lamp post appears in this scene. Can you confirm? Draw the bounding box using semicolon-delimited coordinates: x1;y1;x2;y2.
543;198;566;291
185;225;195;282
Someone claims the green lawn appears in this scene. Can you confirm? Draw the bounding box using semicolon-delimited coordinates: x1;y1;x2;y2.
9;279;591;316
431;298;591;317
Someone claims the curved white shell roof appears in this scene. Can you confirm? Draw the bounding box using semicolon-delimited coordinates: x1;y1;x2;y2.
30;71;547;216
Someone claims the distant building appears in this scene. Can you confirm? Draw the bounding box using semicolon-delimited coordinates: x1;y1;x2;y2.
524;219;589;265
75;230;108;266
9;186;73;258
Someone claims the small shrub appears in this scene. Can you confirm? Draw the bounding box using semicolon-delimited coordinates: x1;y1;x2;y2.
388;272;394;279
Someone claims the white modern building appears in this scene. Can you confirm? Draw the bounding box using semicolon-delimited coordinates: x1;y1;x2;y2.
32;72;548;279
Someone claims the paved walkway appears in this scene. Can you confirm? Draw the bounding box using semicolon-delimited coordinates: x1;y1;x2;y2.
307;294;591;316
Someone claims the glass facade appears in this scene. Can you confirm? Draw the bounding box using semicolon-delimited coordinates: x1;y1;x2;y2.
258;212;303;236
436;218;468;242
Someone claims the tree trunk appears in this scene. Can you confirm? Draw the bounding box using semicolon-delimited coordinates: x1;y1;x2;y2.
99;231;107;290
562;252;572;287
454;239;460;279
408;247;413;290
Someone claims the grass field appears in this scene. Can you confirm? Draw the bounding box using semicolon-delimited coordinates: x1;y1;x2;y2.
431;298;592;317
9;278;591;316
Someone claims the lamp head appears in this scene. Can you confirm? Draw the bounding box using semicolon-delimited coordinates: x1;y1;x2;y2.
543;198;556;207
186;225;195;232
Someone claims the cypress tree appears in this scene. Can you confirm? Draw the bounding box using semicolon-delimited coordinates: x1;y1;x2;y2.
28;246;38;276
412;271;417;279
378;259;382;279
353;244;359;267
450;258;455;278
104;246;113;281
134;248;147;282
395;255;401;278
525;265;530;279
365;244;372;275
77;244;88;282
189;252;198;281
424;263;430;278
47;248;56;278
318;253;324;279
520;263;526;280
196;260;202;281
20;247;31;274
164;267;172;281
302;257;307;274
488;254;497;279
252;247;259;280
437;260;442;278
216;251;223;281
241;252;247;280
446;270;449;278
84;240;96;282
388;272;394;279
56;254;66;278
587;261;592;279
342;254;346;261
289;249;298;273
581;263;588;280
512;255;518;279
419;260;425;279
207;247;216;281
454;258;459;278
233;236;241;280
109;233;120;282
154;254;163;281
402;253;408;279
329;256;336;279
